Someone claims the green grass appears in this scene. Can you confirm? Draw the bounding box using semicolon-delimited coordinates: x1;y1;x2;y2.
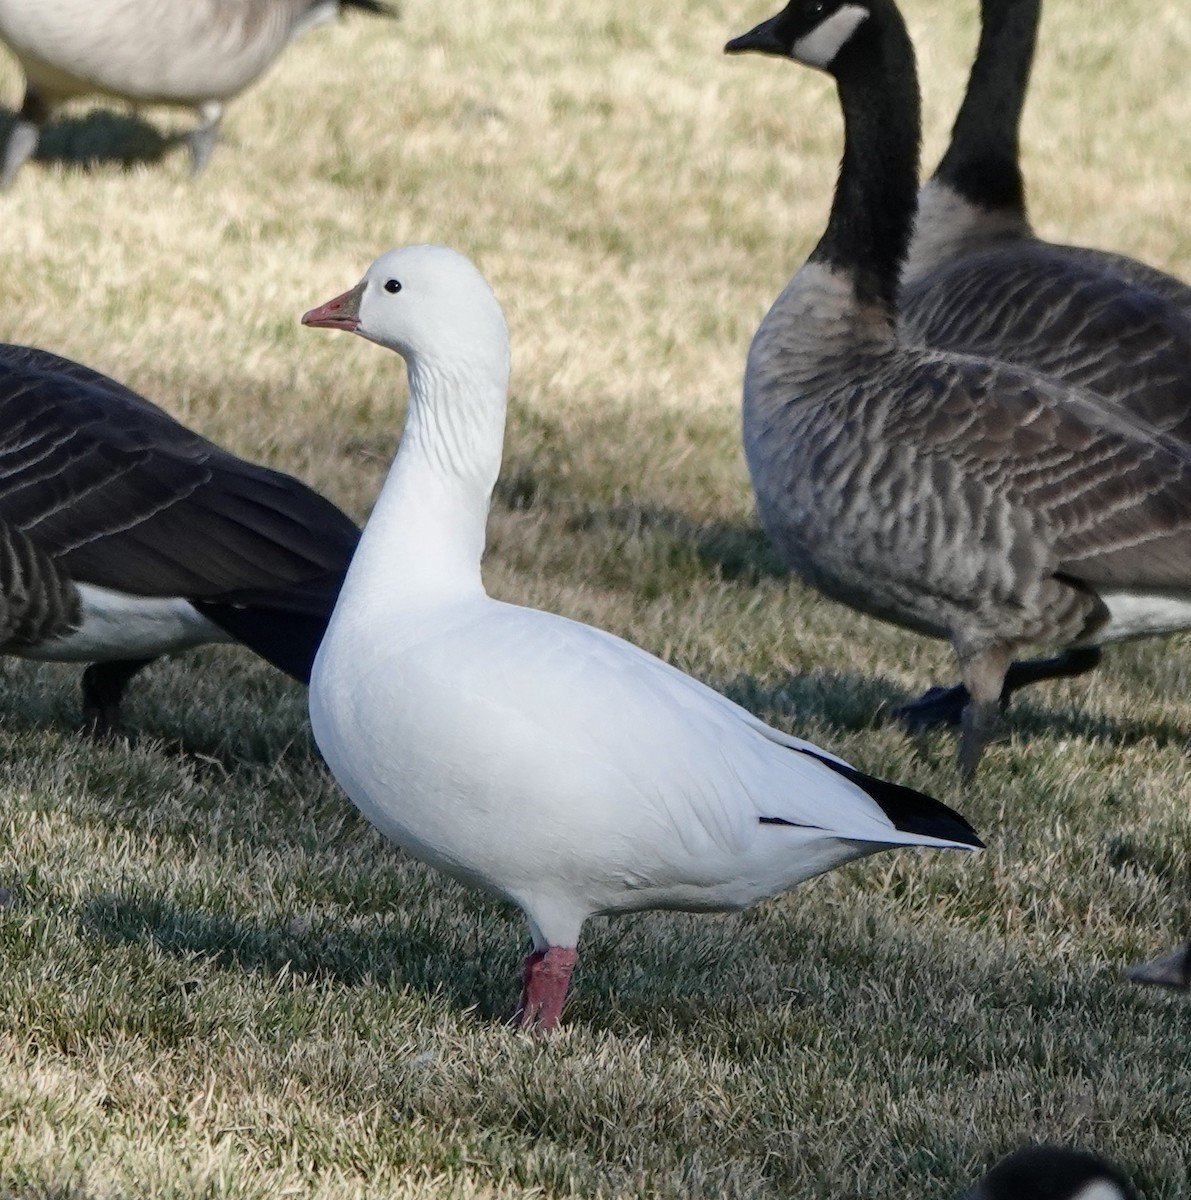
1;0;1190;1195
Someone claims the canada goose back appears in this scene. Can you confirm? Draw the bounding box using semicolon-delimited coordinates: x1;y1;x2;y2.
901;0;1191;426
0;343;361;728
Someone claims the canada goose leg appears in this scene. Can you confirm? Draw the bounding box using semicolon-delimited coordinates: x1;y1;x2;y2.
511;944;578;1032
894;646;1103;731
81;657;155;737
1;88;50;190
186;101;223;177
956;645;1012;782
1126;940;1191;990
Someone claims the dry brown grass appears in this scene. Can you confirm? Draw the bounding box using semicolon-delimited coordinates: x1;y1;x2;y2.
0;0;1189;1197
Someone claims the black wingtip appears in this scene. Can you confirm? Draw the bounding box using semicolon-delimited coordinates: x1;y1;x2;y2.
801;750;984;848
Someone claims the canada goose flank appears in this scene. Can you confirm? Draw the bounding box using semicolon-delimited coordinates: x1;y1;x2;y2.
301;244;981;1031
893;0;1191;730
961;1145;1138;1200
0;343;360;732
0;0;395;186
726;0;1191;778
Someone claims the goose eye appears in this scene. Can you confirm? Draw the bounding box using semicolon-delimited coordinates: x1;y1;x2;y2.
384;279;402;294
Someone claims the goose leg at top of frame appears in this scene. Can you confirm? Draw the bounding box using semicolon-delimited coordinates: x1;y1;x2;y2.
1;89;50;190
186;100;224;178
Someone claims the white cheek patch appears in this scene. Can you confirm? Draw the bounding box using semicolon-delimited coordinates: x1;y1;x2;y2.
792;3;870;68
1071;1182;1129;1200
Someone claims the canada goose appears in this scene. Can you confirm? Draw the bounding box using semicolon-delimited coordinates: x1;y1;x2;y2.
300;244;981;1031
1127;939;1191;990
725;0;1191;778
893;0;1191;730
905;0;1191;322
0;343;359;732
961;1145;1138;1200
0;0;394;187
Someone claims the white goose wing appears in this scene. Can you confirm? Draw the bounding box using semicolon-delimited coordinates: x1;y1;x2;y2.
408;599;982;856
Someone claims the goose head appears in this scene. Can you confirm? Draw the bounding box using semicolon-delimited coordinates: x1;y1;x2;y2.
961;1146;1138;1200
301;244;510;378
724;0;876;72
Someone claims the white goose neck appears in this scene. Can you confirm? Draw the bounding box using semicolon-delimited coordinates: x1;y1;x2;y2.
337;349;510;614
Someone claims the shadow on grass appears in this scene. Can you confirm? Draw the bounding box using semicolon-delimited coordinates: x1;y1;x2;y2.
563;502;789;584
78;887;522;1021
0;107;181;177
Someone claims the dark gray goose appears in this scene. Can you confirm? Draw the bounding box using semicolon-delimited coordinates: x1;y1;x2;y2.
725;0;1191;778
0;343;360;732
0;0;394;187
894;0;1191;729
960;1146;1138;1200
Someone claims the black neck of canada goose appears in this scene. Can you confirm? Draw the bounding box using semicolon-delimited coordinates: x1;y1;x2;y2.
810;3;922;315
933;0;1038;217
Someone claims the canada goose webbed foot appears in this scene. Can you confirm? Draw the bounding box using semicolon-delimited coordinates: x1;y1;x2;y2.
894;646;1104;733
1126;941;1191;991
80;657;154;737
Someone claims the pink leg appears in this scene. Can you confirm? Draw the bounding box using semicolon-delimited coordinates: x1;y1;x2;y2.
512;945;578;1032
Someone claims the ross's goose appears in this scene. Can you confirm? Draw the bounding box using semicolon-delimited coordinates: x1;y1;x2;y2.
301;244;982;1031
961;1146;1138;1200
0;0;394;186
725;0;1191;779
0;343;359;732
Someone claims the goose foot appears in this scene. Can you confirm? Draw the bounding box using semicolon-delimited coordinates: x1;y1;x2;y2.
893;646;1104;732
186;101;223;177
511;945;577;1032
80;657;154;737
1126;941;1191;991
1;89;49;189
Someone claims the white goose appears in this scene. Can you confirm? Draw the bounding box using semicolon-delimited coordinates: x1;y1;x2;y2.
301;244;982;1031
0;0;394;186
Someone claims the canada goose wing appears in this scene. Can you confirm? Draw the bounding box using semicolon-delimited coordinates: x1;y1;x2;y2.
0;344;359;599
891;350;1191;591
901;247;1191;442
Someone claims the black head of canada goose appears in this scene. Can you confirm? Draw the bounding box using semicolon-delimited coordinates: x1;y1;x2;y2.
895;0;1191;731
0;0;395;187
961;1145;1138;1200
726;0;1191;778
0;343;360;733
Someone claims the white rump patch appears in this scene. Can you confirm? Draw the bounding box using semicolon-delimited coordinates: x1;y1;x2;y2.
792;4;870;68
21;583;230;662
1071;1181;1130;1200
1095;588;1191;644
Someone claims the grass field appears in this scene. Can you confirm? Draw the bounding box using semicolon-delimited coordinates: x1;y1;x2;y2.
0;0;1190;1196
